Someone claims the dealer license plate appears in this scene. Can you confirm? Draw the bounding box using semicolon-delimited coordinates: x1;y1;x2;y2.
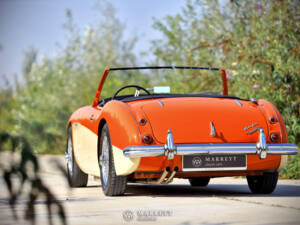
182;154;247;171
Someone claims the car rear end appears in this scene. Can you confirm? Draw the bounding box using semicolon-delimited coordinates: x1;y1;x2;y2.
123;96;298;192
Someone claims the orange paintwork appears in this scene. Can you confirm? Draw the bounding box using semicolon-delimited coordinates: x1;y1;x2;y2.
131;98;269;144
100;100;142;149
67;67;286;180
257;99;288;143
92;68;110;107
67;106;101;135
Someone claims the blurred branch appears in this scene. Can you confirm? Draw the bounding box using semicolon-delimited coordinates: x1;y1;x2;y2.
0;132;67;225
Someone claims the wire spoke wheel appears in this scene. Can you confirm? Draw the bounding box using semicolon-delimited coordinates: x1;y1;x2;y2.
99;124;127;196
99;135;110;187
66;134;73;177
65;125;88;187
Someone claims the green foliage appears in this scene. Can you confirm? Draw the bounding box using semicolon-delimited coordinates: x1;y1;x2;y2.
281;155;300;179
0;81;15;133
151;0;300;178
2;3;140;154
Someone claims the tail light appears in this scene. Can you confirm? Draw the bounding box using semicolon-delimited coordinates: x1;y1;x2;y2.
270;133;279;143
269;116;277;124
143;135;153;144
139;118;147;126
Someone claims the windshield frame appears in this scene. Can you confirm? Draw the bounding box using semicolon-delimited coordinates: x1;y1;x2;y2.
92;66;229;107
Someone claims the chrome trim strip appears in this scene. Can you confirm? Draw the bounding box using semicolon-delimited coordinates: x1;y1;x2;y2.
244;123;258;131
247;127;262;135
123;143;298;158
235;99;243;107
157;100;164;107
210;122;216;137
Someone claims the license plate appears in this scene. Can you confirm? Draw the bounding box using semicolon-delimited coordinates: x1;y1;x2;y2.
182;154;247;171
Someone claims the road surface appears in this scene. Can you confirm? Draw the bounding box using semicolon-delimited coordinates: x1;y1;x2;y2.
0;154;300;225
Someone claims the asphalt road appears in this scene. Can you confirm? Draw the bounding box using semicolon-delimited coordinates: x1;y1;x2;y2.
1;154;300;225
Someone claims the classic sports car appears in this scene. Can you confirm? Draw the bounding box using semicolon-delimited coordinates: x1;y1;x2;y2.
65;66;298;196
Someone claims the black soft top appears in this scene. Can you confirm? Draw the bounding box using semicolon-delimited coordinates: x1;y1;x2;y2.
98;93;241;107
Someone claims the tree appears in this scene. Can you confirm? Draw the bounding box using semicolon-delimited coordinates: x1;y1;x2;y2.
0;78;14;134
151;0;300;178
22;46;38;83
12;2;140;154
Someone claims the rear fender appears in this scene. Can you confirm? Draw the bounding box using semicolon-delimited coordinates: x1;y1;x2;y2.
258;99;288;171
66;106;100;176
258;99;288;143
100;100;142;175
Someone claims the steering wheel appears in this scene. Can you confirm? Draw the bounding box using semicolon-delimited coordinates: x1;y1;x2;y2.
113;85;151;99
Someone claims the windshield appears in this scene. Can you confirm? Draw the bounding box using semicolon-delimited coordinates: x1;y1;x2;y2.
99;67;227;101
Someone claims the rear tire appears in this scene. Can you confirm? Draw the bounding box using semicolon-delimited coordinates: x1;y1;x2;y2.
66;126;88;187
247;172;278;194
189;177;210;187
99;124;127;196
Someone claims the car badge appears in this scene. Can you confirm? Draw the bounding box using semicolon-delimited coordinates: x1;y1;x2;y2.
210;122;216;137
244;123;258;131
247;127;262;135
244;123;261;135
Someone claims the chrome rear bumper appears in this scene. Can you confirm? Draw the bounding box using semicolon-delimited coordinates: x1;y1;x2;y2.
123;143;298;158
123;130;298;160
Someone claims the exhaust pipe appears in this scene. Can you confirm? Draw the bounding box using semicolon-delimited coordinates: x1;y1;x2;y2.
163;167;178;184
149;167;170;184
139;166;178;184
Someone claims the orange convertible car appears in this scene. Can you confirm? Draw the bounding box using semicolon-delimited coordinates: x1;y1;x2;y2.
65;66;298;196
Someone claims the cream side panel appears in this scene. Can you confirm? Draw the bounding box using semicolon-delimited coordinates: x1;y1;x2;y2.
277;155;288;172
112;146;140;176
72;123;100;176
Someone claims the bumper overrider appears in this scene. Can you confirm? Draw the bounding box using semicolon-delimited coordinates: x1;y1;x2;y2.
123;129;298;160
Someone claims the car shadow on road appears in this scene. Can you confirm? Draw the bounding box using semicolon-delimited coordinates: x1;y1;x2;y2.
125;184;300;197
85;185;102;188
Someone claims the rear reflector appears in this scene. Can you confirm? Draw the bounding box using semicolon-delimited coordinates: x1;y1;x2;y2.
269;116;277;124
143;135;153;144
270;133;279;143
